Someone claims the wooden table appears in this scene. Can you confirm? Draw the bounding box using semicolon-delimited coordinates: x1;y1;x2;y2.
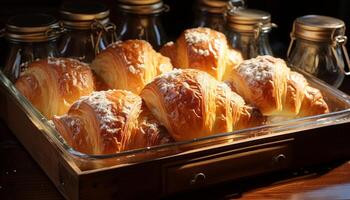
242;162;350;200
1;78;350;200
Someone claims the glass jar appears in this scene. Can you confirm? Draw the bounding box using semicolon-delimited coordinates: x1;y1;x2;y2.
1;13;62;82
193;0;245;33
287;15;350;88
59;2;117;63
226;8;276;59
115;0;169;50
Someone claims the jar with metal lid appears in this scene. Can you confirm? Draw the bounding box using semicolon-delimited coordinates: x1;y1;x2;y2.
226;8;276;59
193;0;245;33
115;0;169;50
59;2;117;63
1;13;62;82
287;15;350;88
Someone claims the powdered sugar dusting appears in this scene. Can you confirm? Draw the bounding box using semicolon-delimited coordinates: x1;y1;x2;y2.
47;57;89;70
121;41;146;76
238;56;274;87
185;28;226;59
152;69;203;125
159;82;176;94
156;69;182;102
185;29;210;45
72;90;120;134
47;58;92;95
67;116;82;140
217;82;245;105
164;41;174;47
158;63;169;74
217;81;232;92
138;116;172;146
211;38;225;58
159;68;182;80
139;118;159;136
48;57;63;66
128;65;137;74
193;48;210;56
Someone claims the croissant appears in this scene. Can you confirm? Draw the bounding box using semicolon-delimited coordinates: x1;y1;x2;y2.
224;55;329;116
15;58;95;119
91;39;173;94
53;90;172;155
160;27;243;81
140;69;265;142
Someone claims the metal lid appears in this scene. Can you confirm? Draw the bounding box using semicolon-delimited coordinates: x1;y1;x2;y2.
292;15;346;42
5;13;61;42
227;9;272;33
117;0;168;14
118;0;161;4
197;0;245;14
60;2;110;29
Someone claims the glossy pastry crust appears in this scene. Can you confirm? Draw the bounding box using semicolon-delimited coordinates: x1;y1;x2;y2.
225;55;329;116
15;58;95;119
53;90;172;155
141;69;264;141
91;39;173;94
160;27;243;81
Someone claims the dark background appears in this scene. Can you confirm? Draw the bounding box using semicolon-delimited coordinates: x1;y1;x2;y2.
1;1;350;199
0;0;350;74
1;0;350;54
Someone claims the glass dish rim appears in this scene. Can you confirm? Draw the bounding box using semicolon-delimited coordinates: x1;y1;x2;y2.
1;70;350;161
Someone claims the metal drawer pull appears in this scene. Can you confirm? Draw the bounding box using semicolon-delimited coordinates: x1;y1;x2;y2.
273;154;286;164
190;173;206;185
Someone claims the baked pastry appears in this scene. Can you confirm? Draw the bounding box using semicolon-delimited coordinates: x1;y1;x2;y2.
160;27;243;81
91;39;173;94
224;55;329;116
15;58;95;119
53;90;172;155
140;69;264;142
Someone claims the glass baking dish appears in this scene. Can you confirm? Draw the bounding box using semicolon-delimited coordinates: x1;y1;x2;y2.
1;69;350;172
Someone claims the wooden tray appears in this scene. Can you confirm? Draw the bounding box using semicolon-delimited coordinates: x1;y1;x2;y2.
1;71;350;199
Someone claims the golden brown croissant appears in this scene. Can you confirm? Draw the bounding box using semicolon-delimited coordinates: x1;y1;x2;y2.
15;58;95;119
140;69;265;142
53;90;172;155
224;55;329;117
160;27;243;81
91;39;173;94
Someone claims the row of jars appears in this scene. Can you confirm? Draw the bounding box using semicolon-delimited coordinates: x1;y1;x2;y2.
1;0;349;88
196;0;350;88
1;0;169;82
